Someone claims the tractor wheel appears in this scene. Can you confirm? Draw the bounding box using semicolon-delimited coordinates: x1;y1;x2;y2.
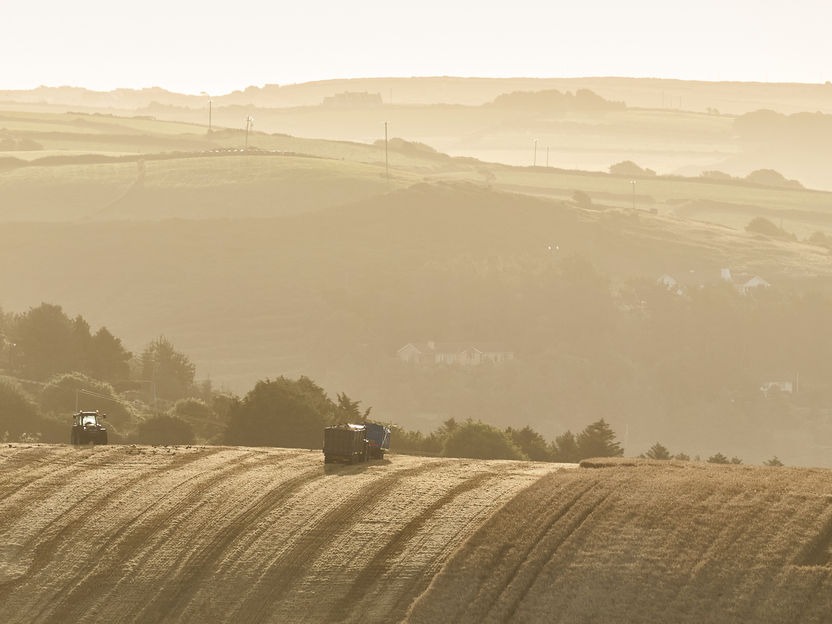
100;431;108;445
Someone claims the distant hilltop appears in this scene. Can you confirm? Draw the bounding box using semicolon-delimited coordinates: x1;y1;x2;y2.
3;77;832;114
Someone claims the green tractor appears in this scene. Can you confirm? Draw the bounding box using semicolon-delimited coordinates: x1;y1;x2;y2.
71;411;108;445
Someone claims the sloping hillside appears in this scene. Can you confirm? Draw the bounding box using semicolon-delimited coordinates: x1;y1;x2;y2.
0;444;557;624
407;458;832;623
2;447;831;623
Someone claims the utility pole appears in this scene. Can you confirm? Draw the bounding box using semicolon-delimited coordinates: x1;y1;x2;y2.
384;121;389;182
245;116;254;148
630;179;637;211
533;138;538;167
201;92;212;133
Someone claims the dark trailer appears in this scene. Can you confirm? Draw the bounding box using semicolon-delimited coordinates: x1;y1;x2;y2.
363;423;391;459
323;423;367;464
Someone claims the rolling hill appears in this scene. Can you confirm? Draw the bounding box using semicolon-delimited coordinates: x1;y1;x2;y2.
1;445;830;623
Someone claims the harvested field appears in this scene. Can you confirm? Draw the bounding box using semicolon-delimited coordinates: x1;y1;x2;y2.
3;448;832;623
407;458;832;624
0;444;559;624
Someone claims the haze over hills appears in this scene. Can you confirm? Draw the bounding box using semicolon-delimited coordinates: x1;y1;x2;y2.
3;99;832;464
4;78;832;188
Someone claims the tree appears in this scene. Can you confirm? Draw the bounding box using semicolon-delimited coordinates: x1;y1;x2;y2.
87;327;131;383
336;392;372;422
170;398;221;443
141;336;196;400
609;160;656;177
39;372;132;428
551;431;580;463
707;452;730;464
13;303;76;379
572;190;593;209
506;426;552;461
0;380;40;440
442;420;526;460
645;442;671;460
745;216;795;240
764;456;784;467
224;377;333;448
137;414;195;445
576;419;623;459
745;168;803;189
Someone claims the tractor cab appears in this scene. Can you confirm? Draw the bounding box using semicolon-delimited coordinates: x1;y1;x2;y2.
71;411;108;445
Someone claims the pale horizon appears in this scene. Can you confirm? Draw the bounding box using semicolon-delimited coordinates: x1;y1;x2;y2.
6;0;831;94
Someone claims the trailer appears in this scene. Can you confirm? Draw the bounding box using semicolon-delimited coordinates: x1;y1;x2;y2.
323;423;368;464
363;422;391;460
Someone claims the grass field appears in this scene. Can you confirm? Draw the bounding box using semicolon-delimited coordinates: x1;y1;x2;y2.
1;446;830;623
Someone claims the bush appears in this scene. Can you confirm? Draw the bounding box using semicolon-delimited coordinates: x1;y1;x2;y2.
745;217;795;240
609;161;656;177
224;377;332;448
40;372;133;427
169;398;221;443
442;420;526;460
745;169;803;189
137;414;195;445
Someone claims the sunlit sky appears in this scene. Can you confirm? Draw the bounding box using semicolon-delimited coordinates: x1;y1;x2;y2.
6;0;831;93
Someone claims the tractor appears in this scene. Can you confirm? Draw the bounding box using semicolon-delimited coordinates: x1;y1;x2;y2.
71;411;108;445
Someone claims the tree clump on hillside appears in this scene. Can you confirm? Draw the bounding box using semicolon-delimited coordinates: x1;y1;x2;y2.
745;216;796;240
0;380;57;442
40;372;132;427
9;303;131;382
609;160;656;177
223;376;338;448
442;420;526;460
489;88;624;112
745;168;803;189
137;414;195;446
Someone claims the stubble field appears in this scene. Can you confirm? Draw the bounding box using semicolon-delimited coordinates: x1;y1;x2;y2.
2;447;831;623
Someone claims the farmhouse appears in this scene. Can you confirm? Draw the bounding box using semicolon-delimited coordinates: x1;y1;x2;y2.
321;91;383;108
397;341;515;366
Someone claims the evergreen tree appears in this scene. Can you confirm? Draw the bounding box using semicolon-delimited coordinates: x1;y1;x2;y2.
645;442;671;460
506;425;553;462
551;430;580;463
576;419;623;459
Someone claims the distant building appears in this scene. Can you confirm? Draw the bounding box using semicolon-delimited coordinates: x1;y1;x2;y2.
740;276;771;293
657;274;684;295
760;381;793;396
321;92;383;108
397;341;515;366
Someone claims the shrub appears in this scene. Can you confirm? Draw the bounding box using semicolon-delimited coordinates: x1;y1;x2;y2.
442;420;526;460
137;414;195;445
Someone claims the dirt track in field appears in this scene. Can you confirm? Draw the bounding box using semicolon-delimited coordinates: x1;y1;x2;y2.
0;444;563;624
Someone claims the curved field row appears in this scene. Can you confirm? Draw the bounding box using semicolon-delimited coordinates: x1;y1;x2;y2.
0;444;562;624
406;459;832;624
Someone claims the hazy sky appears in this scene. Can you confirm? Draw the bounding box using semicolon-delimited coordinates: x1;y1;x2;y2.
6;0;831;93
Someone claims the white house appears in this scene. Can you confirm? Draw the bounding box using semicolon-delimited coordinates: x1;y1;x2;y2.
397;341;515;366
